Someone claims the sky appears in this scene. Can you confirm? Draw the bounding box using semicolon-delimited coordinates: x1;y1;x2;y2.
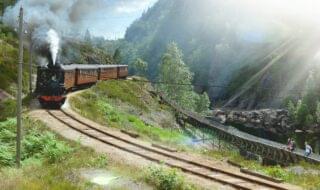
82;0;157;39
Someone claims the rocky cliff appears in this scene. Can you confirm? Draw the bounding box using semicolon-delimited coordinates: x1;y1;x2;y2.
213;109;292;135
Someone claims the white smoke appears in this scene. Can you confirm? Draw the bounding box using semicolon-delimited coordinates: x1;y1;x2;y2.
46;29;60;65
1;0;109;65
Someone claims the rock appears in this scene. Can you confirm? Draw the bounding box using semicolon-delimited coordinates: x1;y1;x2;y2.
211;108;293;134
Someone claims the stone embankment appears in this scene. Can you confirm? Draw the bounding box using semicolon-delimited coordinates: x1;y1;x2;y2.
212;109;293;134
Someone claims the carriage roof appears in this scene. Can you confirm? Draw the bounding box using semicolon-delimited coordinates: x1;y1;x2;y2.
60;64;127;71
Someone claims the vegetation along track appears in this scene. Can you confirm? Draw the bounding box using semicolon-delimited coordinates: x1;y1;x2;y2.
47;109;295;190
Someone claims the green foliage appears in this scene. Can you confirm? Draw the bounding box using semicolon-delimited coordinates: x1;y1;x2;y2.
70;80;189;145
287;100;296;121
0;144;14;166
133;58;148;76
305;114;314;126
0;118;72;167
0;99;16;121
0;23;31;94
204;148;320;190
24;130;71;163
195;92;210;114
316;102;320;123
296;101;309;125
286;93;319;127
284;70;320;128
264;166;288;179
113;48;122;64
0;116;113;189
70;84;187;145
158;43;210;113
93;80;148;110
144;166;195;190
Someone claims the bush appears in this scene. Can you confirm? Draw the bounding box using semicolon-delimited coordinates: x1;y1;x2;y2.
264;166;288;180
24;131;72;163
0;99;16;121
0;118;72;167
43;140;71;163
145;166;195;190
0;144;14;166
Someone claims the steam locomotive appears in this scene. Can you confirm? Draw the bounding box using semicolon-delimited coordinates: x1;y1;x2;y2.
36;63;128;108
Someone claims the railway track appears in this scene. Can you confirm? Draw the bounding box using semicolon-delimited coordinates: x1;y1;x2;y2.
47;109;295;190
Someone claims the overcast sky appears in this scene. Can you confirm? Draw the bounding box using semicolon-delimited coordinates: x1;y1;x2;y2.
84;0;157;39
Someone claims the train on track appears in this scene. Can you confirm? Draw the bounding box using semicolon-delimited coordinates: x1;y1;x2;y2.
36;64;128;108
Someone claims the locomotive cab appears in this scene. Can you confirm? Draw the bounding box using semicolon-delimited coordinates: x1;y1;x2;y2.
36;64;66;108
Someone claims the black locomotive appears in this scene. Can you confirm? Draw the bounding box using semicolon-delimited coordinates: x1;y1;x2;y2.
35;63;128;108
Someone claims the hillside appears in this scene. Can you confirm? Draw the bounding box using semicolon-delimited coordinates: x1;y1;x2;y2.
121;0;320;110
68;79;320;189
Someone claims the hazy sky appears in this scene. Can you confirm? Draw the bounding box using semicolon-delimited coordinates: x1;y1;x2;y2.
83;0;157;39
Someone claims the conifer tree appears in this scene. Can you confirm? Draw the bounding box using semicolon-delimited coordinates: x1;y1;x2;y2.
158;42;210;112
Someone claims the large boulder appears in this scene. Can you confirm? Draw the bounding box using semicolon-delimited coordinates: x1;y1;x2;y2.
212;109;292;134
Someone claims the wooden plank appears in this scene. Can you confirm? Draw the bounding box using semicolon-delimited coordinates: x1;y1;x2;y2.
120;130;140;138
152;143;178;152
240;168;284;183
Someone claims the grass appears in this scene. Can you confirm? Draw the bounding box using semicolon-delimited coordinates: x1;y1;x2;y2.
92;80;150;111
0;117;109;190
201;148;320;190
70;80;189;146
0;23;31;95
70;80;320;189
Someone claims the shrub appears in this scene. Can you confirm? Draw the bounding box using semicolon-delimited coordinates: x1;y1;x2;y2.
0;118;72;167
0;144;14;166
145;166;195;190
24;131;72;163
43;139;71;163
264;166;288;180
0;99;16;121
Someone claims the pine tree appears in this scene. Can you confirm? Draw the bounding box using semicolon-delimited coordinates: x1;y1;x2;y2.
158;42;197;110
195;92;211;114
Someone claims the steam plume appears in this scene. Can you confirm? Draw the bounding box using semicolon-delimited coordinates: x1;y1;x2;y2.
1;0;110;65
46;29;59;65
